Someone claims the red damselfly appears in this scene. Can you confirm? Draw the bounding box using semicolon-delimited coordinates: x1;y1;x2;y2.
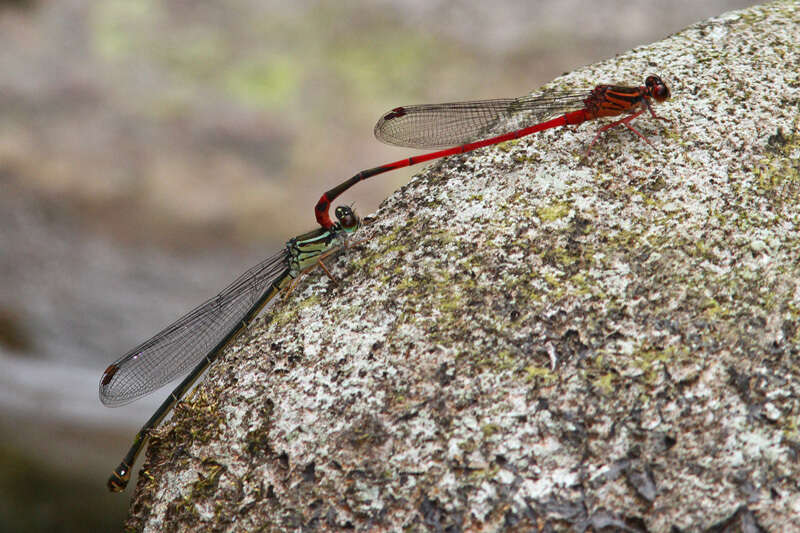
315;75;671;229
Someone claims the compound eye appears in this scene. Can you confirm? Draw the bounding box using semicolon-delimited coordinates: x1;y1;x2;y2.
646;75;671;101
335;206;359;230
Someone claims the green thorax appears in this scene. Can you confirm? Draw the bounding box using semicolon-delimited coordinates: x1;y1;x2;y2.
286;207;360;277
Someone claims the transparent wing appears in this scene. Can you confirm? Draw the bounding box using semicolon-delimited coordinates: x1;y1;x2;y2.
99;248;289;406
374;90;590;149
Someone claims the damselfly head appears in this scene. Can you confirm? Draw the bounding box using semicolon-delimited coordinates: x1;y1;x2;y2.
335;205;360;232
645;75;671;102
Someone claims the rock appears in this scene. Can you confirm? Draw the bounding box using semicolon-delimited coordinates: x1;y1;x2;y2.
127;2;800;531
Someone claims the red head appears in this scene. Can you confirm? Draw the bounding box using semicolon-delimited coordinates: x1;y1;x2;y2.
645;75;671;102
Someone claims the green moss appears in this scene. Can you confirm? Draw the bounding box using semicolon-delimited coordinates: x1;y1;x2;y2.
632;348;674;385
475;349;515;372
296;293;322;311
543;272;559;288
756;127;800;206
783;415;799;439
191;460;224;498
494;140;517;153
396;277;418;291
458;439;477;453
595;373;616;394
536;201;572;222
481;423;501;438
525;365;556;384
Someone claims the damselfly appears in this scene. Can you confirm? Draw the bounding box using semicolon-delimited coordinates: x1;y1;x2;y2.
100;206;360;492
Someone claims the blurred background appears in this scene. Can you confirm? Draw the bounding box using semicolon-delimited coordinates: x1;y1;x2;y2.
0;0;757;530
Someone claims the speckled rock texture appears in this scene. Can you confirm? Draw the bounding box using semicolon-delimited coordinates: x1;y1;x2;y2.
125;2;799;531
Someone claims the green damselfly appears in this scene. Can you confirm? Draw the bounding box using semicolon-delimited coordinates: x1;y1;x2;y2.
100;206;360;492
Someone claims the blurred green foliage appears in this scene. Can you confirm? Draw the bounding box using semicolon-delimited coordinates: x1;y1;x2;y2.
0;444;128;533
